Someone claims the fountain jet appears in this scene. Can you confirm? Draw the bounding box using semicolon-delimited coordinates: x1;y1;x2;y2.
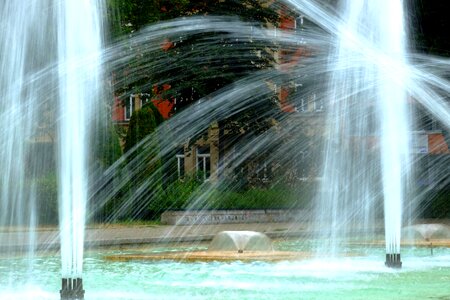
385;253;402;268
60;278;85;300
307;0;410;266
56;0;104;292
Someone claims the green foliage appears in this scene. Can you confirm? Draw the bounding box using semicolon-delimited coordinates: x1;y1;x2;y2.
187;0;279;24
107;0;190;38
411;0;450;56
96;178;315;222
124;108;156;152
421;187;450;218
109;0;279;111
102;0;284;221
34;173;58;224
107;0;278;38
109;0;281;159
159;180;314;212
124;102;163;152
153;176;202;213
93;146;165;222
206;182;314;210
101;103;164;221
94;121;123;168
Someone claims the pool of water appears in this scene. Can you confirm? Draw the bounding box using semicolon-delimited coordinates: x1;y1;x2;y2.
1;241;449;299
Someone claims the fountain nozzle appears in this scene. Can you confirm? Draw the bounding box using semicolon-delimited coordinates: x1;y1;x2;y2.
385;253;402;268
60;278;85;300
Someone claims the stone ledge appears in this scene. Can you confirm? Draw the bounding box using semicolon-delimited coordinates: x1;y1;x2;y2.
160;209;308;225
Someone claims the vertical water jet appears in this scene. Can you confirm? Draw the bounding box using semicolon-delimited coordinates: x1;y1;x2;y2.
318;0;410;266
56;0;104;294
0;0;105;292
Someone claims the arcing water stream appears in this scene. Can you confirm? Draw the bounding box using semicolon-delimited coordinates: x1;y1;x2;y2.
0;0;449;298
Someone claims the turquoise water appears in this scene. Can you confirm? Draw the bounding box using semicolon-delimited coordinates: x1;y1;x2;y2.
0;242;449;299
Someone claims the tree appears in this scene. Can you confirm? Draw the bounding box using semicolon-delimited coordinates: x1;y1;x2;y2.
103;102;165;221
93;120;123;168
124;102;164;152
106;0;190;39
411;0;450;56
108;0;279;110
108;0;282;156
105;1;288;214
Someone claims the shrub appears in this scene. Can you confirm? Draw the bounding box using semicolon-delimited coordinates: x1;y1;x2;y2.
161;180;315;212
421;187;450;218
124;103;163;152
34;173;58;224
97;122;122;168
151;176;202;212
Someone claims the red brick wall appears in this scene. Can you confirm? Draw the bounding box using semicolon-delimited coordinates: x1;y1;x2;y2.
112;96;125;122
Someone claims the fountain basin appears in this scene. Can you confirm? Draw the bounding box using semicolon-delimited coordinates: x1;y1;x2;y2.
105;231;306;262
104;250;312;262
2;242;450;300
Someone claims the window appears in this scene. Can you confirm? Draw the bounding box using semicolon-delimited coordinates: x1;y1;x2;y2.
196;146;211;181
300;97;307;112
299;93;324;113
294;16;304;30
125;93;153;120
313;93;324;112
176;148;185;179
140;93;152;107
412;132;429;154
124;95;133;120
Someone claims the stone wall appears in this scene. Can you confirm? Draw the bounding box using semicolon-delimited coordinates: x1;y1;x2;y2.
160;209;308;225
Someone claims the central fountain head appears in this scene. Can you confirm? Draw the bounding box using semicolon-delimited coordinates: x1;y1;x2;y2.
60;278;85;300
385;253;402;269
403;223;450;242
208;231;273;252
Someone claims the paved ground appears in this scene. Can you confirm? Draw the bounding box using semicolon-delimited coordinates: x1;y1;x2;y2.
0;219;447;253
0;222;311;252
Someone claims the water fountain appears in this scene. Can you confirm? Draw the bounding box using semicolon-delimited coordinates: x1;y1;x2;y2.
0;0;449;299
208;231;273;252
0;0;104;299
404;223;450;242
324;0;409;269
